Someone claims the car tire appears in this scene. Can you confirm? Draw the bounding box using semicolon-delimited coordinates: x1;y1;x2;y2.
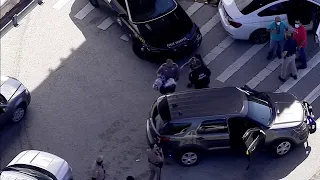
272;140;293;157
178;149;200;167
250;29;269;44
12;103;27;123
132;39;147;60
89;0;99;8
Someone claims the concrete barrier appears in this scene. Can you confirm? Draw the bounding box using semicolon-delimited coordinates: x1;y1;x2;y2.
0;0;21;19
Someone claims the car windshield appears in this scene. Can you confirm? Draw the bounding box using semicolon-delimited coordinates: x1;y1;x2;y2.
234;0;279;15
2;165;56;180
128;0;177;22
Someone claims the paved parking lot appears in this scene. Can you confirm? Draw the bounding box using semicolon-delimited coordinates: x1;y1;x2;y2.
0;0;320;179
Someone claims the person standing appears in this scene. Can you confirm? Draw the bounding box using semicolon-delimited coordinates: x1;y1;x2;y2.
278;32;298;82
266;16;288;60
188;59;211;89
146;143;164;180
293;19;308;69
91;155;106;180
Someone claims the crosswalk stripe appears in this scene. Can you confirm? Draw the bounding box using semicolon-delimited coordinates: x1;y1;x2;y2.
246;58;282;89
53;0;72;10
186;2;204;17
97;17;114;30
303;84;320;104
74;3;95;20
120;34;129;41
200;12;220;37
277;51;320;92
216;43;267;83
203;36;234;65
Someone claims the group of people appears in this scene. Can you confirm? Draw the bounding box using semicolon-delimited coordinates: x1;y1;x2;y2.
266;16;308;82
153;54;212;95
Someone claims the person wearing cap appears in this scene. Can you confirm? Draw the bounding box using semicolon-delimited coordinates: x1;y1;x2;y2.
91;155;106;180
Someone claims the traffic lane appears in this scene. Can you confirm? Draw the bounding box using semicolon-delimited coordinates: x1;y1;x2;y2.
0;1;160;179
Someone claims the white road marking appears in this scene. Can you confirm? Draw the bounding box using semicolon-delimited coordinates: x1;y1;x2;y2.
203;36;235;65
216;43;267;83
74;3;95;20
186;2;204;17
97;17;114;30
200;12;220;37
277;51;320;92
53;0;72;10
304;84;320;104
120;34;129;41
246;58;282;88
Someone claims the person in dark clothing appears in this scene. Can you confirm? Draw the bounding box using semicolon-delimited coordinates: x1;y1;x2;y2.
189;60;211;89
126;176;135;180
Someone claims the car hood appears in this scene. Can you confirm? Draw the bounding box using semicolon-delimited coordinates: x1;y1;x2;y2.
267;93;304;128
222;0;243;19
8;150;70;179
0;76;22;101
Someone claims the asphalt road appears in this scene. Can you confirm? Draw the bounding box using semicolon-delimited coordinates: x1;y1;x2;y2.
1;0;320;179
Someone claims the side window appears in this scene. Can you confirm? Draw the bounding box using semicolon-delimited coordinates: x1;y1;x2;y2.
160;123;191;135
258;3;286;17
197;119;228;134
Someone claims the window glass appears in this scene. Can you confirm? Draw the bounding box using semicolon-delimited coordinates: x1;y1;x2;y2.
246;95;272;126
160;123;191;135
234;0;278;15
197;120;228;134
258;3;286;17
117;0;127;11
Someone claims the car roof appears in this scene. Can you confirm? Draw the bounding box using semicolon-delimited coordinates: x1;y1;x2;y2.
157;87;246;121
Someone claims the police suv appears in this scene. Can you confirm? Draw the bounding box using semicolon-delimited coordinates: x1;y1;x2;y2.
89;0;202;60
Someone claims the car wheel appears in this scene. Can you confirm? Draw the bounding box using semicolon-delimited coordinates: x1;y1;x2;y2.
12;104;27;123
89;0;99;8
250;29;269;44
273;140;292;156
132;39;147;59
178;149;199;166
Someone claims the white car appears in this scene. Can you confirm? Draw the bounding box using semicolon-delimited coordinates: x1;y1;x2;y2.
219;0;320;44
0;150;73;180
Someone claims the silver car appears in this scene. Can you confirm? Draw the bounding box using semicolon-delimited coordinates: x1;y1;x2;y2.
0;75;31;126
0;150;73;180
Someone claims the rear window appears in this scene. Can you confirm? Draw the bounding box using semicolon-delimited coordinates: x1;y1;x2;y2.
234;0;279;15
160;122;191;135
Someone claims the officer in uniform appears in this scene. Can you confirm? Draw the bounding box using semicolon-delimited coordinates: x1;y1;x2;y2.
91;155;106;180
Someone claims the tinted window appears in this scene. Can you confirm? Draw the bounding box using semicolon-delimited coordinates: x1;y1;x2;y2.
258;3;287;17
197;120;228;134
160;122;191;135
128;0;177;22
117;0;126;10
234;0;279;15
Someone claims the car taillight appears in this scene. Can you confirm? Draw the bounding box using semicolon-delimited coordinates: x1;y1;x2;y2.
228;19;242;28
160;137;170;142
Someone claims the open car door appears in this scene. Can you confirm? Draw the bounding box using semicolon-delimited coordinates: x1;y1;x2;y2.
315;23;320;47
242;127;266;170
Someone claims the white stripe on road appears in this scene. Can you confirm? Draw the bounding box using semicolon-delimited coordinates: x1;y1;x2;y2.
216;43;267;83
277;51;320;92
246;58;282;89
200;12;220;37
203;36;235;65
74;3;95;20
120;34;129;41
186;2;204;17
97;17;114;30
53;0;72;10
304;84;320;104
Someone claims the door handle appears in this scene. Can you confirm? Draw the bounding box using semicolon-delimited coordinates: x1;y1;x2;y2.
196;137;204;140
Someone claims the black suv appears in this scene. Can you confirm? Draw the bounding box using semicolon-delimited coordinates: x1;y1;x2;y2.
146;86;317;166
89;0;202;60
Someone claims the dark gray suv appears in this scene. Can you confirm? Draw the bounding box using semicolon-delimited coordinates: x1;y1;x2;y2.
146;86;317;166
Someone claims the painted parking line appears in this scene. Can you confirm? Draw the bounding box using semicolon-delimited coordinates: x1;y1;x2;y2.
74;3;95;20
53;0;72;10
97;17;114;30
186;2;204;17
246;58;282;89
277;51;320;92
120;34;129;41
304;84;320;104
216;43;267;83
200;12;220;37
203;36;235;65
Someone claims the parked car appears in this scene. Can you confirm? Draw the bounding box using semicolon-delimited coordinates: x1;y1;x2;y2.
89;0;202;60
146;86;317;166
0;75;31;126
218;0;320;44
0;150;73;180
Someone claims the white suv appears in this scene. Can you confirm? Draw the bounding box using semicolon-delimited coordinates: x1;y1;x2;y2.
0;150;73;180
